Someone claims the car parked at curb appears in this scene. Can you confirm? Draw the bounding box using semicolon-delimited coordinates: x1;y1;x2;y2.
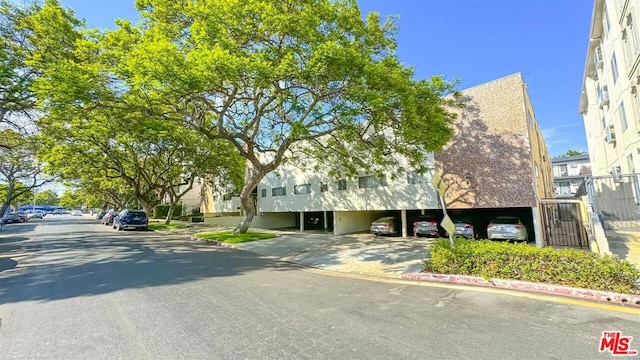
487;216;527;242
113;209;148;231
1;213;22;224
101;210;118;226
71;210;82;216
26;210;45;220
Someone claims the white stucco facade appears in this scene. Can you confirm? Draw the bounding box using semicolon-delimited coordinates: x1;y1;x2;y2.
580;0;640;176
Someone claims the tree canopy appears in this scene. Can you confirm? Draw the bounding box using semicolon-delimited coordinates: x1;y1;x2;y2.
21;0;460;232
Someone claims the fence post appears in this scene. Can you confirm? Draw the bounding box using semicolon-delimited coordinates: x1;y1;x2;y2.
532;206;544;248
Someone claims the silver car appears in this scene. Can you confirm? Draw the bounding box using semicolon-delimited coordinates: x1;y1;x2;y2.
487;216;527;241
452;218;475;239
370;216;399;236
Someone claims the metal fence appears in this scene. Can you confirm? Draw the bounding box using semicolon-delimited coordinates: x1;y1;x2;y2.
539;199;589;248
584;173;640;230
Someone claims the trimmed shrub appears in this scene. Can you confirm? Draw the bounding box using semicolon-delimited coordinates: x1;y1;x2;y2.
424;238;640;294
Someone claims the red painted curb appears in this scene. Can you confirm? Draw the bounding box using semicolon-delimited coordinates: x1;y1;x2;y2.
401;273;640;308
190;235;235;248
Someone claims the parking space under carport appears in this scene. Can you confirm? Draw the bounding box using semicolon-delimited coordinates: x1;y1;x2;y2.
446;207;535;243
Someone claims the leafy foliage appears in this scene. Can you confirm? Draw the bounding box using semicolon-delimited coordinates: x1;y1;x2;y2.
561;150;586;157
34;189;57;205
424;238;640;294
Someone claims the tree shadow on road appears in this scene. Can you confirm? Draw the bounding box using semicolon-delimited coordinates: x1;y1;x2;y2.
0;231;301;304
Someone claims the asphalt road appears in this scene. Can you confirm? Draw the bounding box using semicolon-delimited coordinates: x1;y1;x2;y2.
0;216;639;360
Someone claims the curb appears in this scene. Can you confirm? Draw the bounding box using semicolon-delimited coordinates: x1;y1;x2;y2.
190;235;235;248
402;273;640;307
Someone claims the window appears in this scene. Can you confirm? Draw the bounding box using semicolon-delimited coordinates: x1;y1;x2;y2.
337;179;347;191
407;171;427;184
601;116;607;130
556;181;571;195
611;52;619;83
631;15;640;57
320;182;328;192
535;163;539;178
261;189;266;197
628;154;635;173
294;184;311;195
271;187;286;196
553;164;568;177
620;101;628;130
358;175;387;189
527;111;533;127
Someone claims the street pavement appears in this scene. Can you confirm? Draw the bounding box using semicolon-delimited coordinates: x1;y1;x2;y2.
1;216;639;359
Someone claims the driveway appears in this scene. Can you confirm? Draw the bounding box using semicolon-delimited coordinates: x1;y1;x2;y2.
231;230;436;277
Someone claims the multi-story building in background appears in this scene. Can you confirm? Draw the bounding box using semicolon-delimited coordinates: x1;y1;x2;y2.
203;74;553;244
551;154;592;197
580;0;640;176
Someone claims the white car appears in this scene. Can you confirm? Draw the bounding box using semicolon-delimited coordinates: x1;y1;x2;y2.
70;210;83;216
27;210;45;219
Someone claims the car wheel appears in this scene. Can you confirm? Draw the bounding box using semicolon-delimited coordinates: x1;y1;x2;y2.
117;225;122;231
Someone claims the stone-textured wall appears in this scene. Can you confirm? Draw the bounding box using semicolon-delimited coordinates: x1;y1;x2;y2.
435;73;539;208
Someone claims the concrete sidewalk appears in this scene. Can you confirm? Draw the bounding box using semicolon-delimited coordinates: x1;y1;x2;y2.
606;229;640;269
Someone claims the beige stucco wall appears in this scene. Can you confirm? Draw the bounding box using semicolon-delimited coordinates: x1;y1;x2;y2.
333;211;386;235
435;73;541;208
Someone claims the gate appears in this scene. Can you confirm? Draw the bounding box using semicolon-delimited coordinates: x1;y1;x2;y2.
539;199;589;248
584;174;640;230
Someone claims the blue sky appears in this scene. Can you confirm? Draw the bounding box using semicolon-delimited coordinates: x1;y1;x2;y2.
60;0;593;157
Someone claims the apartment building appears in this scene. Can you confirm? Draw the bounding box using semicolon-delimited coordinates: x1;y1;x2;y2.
551;154;592;198
579;0;640;176
203;74;552;243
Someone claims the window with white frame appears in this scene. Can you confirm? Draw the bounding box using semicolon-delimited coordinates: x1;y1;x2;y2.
620;101;629;130
407;171;427;184
337;179;347;191
611;52;619;83
261;189;266;197
358;175;387;189
272;187;286;196
628;153;635;173
294;184;311;195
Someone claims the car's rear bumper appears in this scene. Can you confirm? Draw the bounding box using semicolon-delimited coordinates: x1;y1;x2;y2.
121;224;147;229
488;231;527;241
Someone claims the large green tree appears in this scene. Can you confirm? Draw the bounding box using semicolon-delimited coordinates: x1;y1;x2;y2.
27;0;460;233
120;0;459;232
0;129;54;216
34;189;57;205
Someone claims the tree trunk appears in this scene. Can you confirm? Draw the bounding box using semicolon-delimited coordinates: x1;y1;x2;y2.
0;182;16;217
233;164;264;234
164;203;175;225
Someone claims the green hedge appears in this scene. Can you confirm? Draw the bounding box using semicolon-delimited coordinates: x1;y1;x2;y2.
424;238;640;294
153;204;183;219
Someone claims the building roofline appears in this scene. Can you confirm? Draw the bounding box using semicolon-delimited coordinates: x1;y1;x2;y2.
551;154;591;162
459;73;523;92
579;0;603;114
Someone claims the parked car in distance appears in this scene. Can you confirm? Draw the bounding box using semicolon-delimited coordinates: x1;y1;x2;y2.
487;216;527;242
95;211;106;220
370;216;399;236
70;210;82;216
113;209;148;231
412;215;442;237
1;213;22;224
16;212;28;222
52;209;64;215
27;210;45;220
101;210;118;225
452;217;475;239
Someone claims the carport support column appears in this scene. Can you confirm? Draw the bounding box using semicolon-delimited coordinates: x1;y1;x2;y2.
532;206;543;248
323;211;328;229
401;209;408;238
300;212;304;232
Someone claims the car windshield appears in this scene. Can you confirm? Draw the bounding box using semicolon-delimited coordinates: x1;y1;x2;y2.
492;217;520;225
